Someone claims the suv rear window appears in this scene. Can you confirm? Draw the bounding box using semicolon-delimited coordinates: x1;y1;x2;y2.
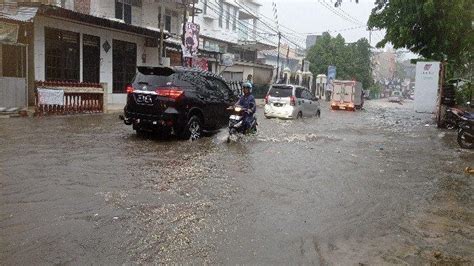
268;86;293;97
132;72;179;90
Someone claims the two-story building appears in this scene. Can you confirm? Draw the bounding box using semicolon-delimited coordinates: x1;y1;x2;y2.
0;0;189;108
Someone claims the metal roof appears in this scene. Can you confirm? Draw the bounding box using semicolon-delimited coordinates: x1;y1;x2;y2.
0;4;170;40
0;6;38;23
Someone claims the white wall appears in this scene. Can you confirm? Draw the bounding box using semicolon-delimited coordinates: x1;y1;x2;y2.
34;16;159;105
90;0;115;19
196;1;239;44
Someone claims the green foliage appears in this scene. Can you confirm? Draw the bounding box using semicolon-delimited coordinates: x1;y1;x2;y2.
368;0;474;79
306;33;373;89
369;83;382;98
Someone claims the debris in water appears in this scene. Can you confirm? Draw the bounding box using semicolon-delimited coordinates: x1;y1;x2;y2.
464;167;474;175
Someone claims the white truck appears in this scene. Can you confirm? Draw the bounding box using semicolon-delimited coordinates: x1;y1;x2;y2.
330;80;363;111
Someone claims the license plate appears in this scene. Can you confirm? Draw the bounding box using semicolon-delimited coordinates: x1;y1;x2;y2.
339;106;345;110
274;103;283;107
230;115;242;120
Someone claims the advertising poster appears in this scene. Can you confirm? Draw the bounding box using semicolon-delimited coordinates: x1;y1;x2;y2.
182;22;200;58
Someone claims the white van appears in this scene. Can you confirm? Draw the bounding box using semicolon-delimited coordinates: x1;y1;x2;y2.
263;84;321;119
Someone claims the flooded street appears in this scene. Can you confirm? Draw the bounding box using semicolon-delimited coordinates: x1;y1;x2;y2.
1;99;473;264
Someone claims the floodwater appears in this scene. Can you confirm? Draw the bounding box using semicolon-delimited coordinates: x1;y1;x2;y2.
0;100;472;264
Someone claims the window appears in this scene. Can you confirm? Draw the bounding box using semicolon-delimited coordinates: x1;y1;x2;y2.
295;87;303;98
206;77;233;100
83;34;100;83
158;6;162;28
165;9;172;32
45;27;79;81
233;7;237;31
113;40;137;93
218;0;223;28
2;44;26;78
268;86;293;97
226;5;231;29
115;0;131;24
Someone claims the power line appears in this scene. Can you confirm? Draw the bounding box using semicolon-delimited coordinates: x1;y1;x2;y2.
316;0;363;26
232;0;306;49
323;0;364;25
204;1;278;46
236;1;306;47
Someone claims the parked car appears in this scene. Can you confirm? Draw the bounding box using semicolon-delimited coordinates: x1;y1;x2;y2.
123;66;237;140
263;84;321;119
388;90;403;103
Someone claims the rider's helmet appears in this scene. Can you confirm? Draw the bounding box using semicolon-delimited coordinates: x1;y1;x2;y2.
242;82;252;94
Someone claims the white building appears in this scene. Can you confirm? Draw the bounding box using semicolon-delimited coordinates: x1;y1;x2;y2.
0;0;276;108
194;0;275;87
0;0;187;107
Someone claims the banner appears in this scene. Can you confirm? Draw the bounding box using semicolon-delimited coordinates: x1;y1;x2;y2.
38;89;65;106
0;22;19;43
182;22;200;58
327;65;336;91
221;53;234;67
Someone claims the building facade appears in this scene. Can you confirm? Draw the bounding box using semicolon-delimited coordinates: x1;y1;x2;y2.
0;0;275;108
194;0;275;86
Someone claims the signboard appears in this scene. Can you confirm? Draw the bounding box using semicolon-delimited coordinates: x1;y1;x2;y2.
327;65;336;91
193;57;208;71
182;22;200;58
414;62;440;113
0;22;19;43
221;53;234;67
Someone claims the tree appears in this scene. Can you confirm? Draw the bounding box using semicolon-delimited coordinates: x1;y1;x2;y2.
306;33;373;89
368;0;474;78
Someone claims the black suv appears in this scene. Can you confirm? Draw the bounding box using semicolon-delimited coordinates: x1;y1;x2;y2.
123;66;237;140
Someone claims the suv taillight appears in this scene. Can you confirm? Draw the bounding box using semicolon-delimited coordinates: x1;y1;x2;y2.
290;96;296;106
155;87;184;100
264;94;269;104
125;84;134;94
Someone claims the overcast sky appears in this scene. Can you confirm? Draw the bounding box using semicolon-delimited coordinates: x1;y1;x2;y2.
259;0;386;48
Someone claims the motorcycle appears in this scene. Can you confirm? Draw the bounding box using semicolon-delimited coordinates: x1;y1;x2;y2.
457;116;474;149
227;105;257;142
445;107;471;129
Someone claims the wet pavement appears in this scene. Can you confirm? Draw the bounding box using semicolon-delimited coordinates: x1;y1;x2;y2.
1;99;473;264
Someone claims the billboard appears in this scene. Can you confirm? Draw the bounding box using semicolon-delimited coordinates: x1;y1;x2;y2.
414;62;440;113
182;22;200;58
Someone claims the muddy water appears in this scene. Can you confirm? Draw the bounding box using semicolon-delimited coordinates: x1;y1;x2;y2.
0;100;472;264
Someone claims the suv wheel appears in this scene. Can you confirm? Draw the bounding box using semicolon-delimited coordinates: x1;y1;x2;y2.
181;115;202;140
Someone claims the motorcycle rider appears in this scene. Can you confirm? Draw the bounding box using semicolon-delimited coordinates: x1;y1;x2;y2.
236;82;256;131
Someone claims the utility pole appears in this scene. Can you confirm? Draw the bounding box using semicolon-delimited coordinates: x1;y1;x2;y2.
275;31;281;82
159;7;164;65
369;30;372;46
181;0;188;67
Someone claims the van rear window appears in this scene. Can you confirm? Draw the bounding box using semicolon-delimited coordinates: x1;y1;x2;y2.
269;86;292;97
